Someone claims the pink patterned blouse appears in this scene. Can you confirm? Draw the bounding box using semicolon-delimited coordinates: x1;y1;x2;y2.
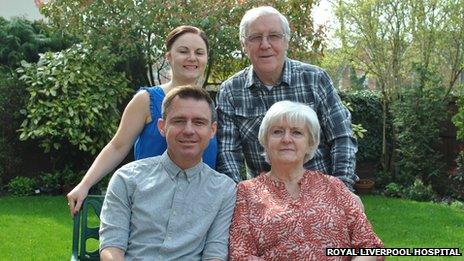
229;170;384;260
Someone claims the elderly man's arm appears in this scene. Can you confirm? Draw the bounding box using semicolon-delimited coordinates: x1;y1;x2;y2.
202;182;237;260
99;167;133;258
317;69;358;190
216;85;245;183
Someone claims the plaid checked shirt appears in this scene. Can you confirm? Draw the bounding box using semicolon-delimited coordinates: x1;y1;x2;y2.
216;58;358;189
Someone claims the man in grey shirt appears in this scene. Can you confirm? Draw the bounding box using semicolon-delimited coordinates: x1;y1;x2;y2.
99;86;237;260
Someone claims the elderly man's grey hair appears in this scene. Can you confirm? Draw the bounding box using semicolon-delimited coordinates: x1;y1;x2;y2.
239;6;291;45
258;100;320;164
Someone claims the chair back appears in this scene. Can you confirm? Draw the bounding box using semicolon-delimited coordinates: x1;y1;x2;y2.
71;195;104;261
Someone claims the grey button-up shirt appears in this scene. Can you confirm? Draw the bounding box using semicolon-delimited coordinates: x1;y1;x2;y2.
99;151;237;260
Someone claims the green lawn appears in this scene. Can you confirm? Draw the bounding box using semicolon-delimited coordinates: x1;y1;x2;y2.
0;195;462;260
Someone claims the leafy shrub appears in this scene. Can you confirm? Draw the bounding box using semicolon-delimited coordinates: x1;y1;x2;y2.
0;18;72;188
17;43;131;155
449;151;464;200
7;176;37;196
374;170;394;190
38;171;61;195
403;179;435;202
0;17;72;68
450;200;464;210
340;90;384;163
38;167;83;195
392;86;447;186
383;182;403;198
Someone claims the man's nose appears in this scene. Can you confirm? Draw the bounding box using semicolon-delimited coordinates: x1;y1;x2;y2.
183;121;195;134
259;36;272;48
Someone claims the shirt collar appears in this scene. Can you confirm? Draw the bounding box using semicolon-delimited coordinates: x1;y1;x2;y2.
245;58;292;89
160;151;204;183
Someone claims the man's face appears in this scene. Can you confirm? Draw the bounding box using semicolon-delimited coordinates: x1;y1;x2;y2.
242;14;288;81
158;96;216;169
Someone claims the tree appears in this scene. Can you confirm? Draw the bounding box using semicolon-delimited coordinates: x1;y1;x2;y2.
332;0;463;172
38;0;323;88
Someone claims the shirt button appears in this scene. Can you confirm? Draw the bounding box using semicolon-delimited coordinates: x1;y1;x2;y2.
173;211;177;216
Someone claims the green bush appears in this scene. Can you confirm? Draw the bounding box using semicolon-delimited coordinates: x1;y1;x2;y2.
17;43;131;155
374;170;394;190
383;182;403;198
38;167;83;195
392;86;447;186
403;179;435;202
7;176;37;196
0;18;73;188
340;90;384;164
450;200;464;210
449;151;464;200
0;70;28;186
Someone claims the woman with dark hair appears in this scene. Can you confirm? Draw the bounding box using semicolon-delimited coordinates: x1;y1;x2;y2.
229;101;383;260
67;25;216;215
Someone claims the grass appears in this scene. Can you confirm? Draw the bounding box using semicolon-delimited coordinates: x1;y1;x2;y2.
0;195;462;260
363;195;464;260
0;196;72;260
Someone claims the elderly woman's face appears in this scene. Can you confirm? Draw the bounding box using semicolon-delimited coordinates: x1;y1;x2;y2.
265;118;311;165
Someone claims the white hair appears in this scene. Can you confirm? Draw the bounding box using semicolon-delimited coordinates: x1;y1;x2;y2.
239;6;291;45
258;101;320;163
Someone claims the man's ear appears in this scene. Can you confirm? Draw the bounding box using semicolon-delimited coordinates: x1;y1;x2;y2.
157;118;166;137
210;121;217;138
241;42;250;58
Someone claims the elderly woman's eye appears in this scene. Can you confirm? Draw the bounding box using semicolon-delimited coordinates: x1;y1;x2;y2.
272;129;283;135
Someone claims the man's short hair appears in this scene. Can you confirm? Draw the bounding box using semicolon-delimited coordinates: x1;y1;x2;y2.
258;100;320;163
239;6;291;45
162;85;216;122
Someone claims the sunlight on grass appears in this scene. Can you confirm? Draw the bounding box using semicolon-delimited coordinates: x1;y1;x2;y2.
0;195;462;260
362;195;464;261
0;196;72;260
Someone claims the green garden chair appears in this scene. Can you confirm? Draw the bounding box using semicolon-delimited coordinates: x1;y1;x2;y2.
71;195;105;261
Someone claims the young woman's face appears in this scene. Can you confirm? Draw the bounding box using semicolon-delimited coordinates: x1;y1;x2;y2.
166;33;208;84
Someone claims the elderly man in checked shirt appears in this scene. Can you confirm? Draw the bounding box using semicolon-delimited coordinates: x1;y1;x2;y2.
216;6;359;193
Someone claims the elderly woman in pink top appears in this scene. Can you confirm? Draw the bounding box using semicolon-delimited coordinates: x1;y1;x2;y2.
228;101;384;260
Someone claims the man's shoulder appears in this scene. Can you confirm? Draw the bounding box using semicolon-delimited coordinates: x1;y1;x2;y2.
220;66;251;89
114;156;162;180
288;58;325;74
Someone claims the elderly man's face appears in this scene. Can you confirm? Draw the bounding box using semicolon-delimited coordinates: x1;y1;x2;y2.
242;14;288;83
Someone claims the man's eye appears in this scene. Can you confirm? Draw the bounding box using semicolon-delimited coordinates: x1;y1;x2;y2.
248;35;262;42
269;34;282;41
194;121;207;126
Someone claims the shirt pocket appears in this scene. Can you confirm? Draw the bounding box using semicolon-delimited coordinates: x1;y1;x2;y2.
234;106;266;141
